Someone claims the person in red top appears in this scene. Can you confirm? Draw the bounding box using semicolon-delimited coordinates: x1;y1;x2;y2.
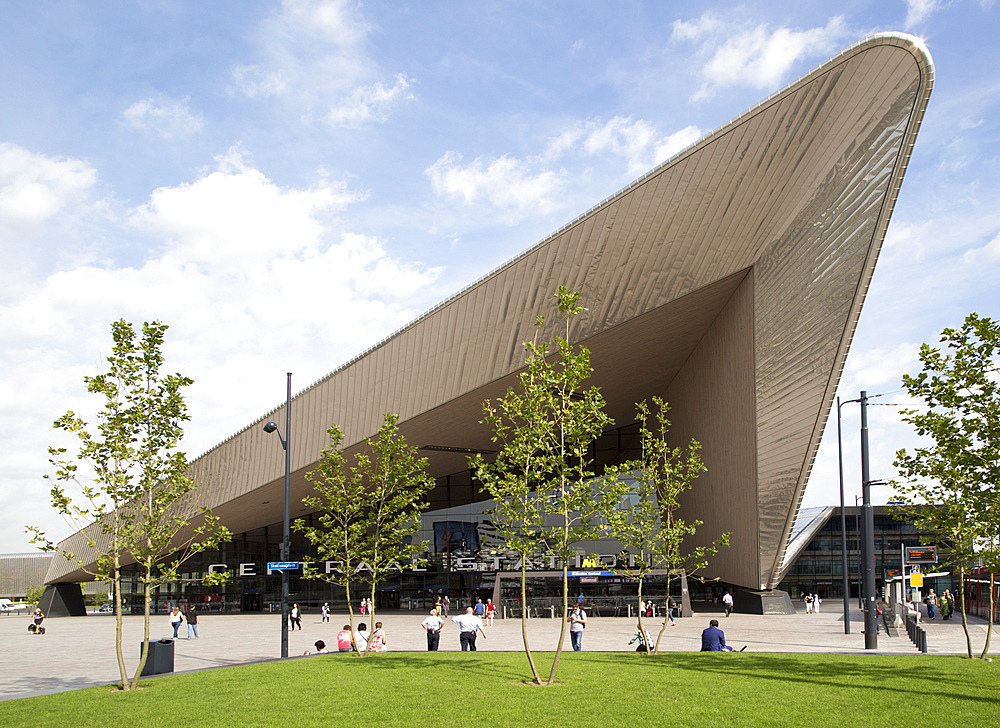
485;599;496;626
337;624;354;652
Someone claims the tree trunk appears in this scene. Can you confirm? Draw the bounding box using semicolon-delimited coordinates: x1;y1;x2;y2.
345;580;359;656
958;567;973;658
546;559;569;686
131;576;153;689
113;564;129;691
636;578;650;655
519;559;541;684
980;572;994;659
654;571;672;654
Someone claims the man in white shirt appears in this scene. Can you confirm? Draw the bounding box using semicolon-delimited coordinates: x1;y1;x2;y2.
451;607;486;651
421;609;445;651
722;592;734;617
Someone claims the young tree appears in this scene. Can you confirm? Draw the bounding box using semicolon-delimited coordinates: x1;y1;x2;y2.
608;397;728;654
295;412;433;656
29;320;230;690
474;287;625;685
892;313;1000;659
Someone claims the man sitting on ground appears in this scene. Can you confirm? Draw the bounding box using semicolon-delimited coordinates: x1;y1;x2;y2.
701;619;735;652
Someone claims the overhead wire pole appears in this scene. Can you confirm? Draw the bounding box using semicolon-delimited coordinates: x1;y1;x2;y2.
282;372;292;660
262;373;293;659
836;396;854;635
859;390;878;649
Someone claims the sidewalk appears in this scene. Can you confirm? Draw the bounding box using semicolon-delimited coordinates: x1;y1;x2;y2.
2;605;995;701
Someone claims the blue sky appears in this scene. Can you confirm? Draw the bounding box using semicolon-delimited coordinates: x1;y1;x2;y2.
1;1;998;554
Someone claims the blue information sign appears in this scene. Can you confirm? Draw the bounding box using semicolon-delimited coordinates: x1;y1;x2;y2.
267;561;299;570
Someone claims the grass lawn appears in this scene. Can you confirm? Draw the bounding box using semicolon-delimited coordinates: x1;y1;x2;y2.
2;652;997;727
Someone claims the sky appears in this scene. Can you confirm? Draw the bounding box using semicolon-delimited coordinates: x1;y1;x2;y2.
1;1;998;555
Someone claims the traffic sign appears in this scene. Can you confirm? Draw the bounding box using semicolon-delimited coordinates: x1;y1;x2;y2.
267;561;299;571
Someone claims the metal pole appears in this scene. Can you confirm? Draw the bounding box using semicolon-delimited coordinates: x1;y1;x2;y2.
281;372;292;659
837;397;851;634
860;391;878;649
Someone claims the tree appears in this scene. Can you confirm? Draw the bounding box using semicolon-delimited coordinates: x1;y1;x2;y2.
29;320;231;689
25;585;45;604
474;287;626;685
892;312;1000;659
607;397;728;654
295;412;433;656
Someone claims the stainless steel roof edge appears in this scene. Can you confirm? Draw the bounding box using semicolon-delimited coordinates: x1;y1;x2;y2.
764;32;934;587
189;32;934;463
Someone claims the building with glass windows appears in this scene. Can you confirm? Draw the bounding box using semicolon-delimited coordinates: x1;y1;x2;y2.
777;506;955;603
42;34;934;616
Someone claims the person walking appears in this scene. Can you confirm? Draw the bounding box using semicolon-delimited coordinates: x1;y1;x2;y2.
568;605;587;651
813;593;821;613
186;606;199;639
926;589;937;620
722;591;734;617
169;606;184;638
421;609;444;651
667;595;677;625
804;593;814;614
441;594;450;617
290;603;302;630
485;599;496;626
451;606;486;651
321;602;330;623
473;598;486;618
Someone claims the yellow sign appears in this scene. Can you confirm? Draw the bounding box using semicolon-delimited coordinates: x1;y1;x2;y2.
910;569;924;588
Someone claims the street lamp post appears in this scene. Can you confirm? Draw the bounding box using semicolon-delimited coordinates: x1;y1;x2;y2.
836;396;853;635
263;372;292;659
859;390;878;649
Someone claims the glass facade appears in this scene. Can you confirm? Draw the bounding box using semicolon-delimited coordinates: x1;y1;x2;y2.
777;506;955;602
119;421;712;615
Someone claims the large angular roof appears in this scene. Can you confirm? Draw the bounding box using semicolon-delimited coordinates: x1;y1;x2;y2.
48;33;933;590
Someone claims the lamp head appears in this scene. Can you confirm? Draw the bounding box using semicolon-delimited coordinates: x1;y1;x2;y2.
263;421;278;434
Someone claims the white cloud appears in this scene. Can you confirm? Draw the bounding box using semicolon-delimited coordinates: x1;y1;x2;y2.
425;151;568;220
671;12;722;41
962;230;1000;264
122;97;205;138
547;118;702;177
674;15;851;100
1;148;444;548
327;74;415;127
426;117;703;221
230;65;288;98
905;0;943;28
230;0;410;127
0;143;97;231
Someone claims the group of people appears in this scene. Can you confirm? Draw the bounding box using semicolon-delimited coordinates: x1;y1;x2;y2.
802;592;822;614
305;621;387;655
167;605;200;639
925;589;955;620
358;597;375;616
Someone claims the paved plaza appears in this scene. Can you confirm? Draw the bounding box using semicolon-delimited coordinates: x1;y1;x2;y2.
2;604;996;701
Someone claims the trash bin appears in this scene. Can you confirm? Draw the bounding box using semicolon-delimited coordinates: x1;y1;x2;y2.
140;638;174;676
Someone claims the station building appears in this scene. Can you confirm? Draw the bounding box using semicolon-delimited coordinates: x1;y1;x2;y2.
40;34;934;616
